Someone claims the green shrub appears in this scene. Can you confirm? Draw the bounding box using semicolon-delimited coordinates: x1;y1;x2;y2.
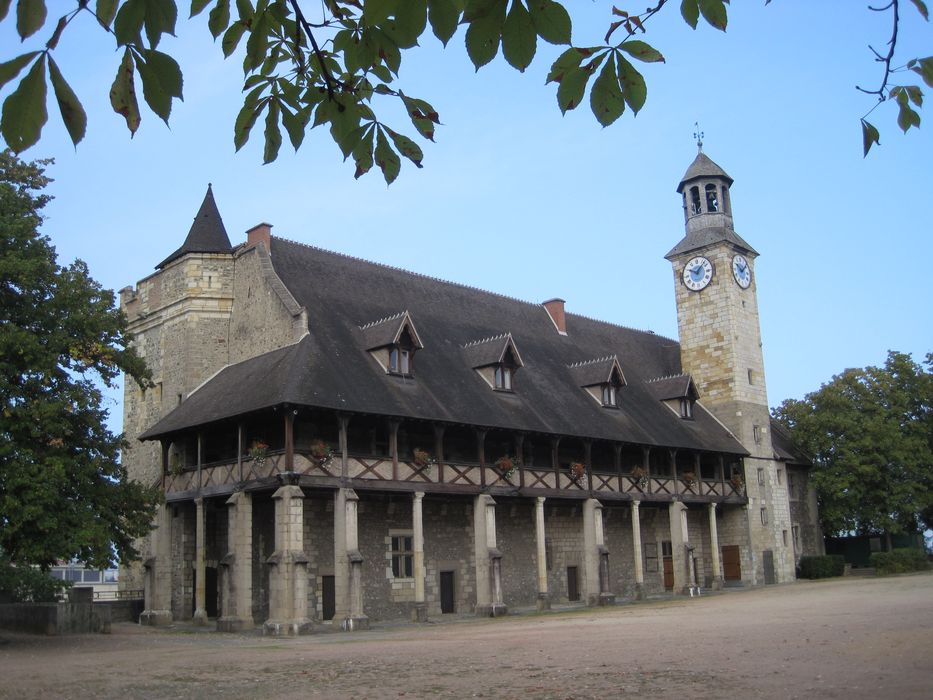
0;558;71;603
798;555;846;579
870;548;929;575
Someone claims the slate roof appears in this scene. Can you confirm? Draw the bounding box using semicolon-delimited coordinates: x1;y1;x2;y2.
359;311;423;350
462;334;523;369
664;226;759;260
568;356;624;387
770;419;811;465
677;152;733;191
155;186;233;269
645;374;698;401
140;238;747;455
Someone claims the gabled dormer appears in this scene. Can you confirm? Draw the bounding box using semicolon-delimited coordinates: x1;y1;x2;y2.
569;355;627;408
462;333;524;392
646;373;700;420
361;311;424;377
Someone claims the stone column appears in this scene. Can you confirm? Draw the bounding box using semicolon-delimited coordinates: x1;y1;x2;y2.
708;502;723;590
583;498;614;606
334;488;349;621
193;497;208;625
140;503;173;626
412;492;427;621
343;488;369;631
473;494;507;617
218;491;253;632
631;500;645;600
263;483;311;635
534;497;550;610
668;500;688;595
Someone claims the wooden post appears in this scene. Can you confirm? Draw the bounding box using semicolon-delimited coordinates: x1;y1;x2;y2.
237;422;244;484
388;420;400;481
433;424;445;484
584;440;593;494
476;429;487;487
338;414;350;478
197;432;203;492
514;433;525;488
613;443;623;493
284;410;295;472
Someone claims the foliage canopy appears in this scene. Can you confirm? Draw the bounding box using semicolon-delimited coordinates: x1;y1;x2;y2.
0;0;930;183
773;351;933;538
0;149;160;570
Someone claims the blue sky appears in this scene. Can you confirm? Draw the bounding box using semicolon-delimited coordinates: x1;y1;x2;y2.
2;2;930;431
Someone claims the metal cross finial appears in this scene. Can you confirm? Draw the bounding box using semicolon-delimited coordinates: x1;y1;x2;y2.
693;122;704;153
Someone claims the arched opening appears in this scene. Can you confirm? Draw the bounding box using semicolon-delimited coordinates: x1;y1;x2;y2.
721;184;731;213
690;186;701;215
705;183;719;212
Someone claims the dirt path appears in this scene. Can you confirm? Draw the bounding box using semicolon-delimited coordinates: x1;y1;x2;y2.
1;574;931;699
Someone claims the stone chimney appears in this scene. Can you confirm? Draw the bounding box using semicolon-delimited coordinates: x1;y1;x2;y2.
246;222;272;250
542;298;567;335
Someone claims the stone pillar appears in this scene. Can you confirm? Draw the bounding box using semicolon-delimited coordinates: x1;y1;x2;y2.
473;494;507;617
333;488;349;621
263;483;311;635
343;489;369;631
534;497;550;610
412;492;427;621
668;500;688;595
140;503;173;626
218;491;253;632
583;498;614;606
708;502;723;590
193;497;208;625
631;500;645;600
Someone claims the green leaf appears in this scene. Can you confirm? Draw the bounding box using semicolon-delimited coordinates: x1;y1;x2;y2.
386;126;424;167
618;40;664;63
698;0;727;31
910;57;933;88
235;0;254;21
48;57;87;147
556;65;588;114
263;99;282;163
909;0;929;20
428;0;459;46
905;85;923;107
114;0;146;45
16;0;46;40
363;0;397;27
96;0;119;28
208;0;231;38
222;20;247;57
280;104;309;150
142;0;178;49
400;91;439;140
589;56;625;126
502;0;537;72
375;127;401;184
244;10;270;72
190;0;212;17
143;49;183;97
109;48;141;135
861;118;880;157
352;126;375;178
0;0;11;22
528;0;571;45
464;0;506;69
0;51;39;91
386;0;427;49
134;48;182;123
546;46;585;83
680;0;699;29
617;54;646;114
0;53;47;152
234;100;264;151
895;90;921;132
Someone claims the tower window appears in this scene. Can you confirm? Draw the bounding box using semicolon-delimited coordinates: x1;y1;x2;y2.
748;368;754;385
690;186;701;215
705;184;719;212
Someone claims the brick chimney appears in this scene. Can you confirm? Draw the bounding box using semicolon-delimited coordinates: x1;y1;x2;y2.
542;298;567;335
246;222;272;250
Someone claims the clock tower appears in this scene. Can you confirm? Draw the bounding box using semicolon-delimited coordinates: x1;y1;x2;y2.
665;146;794;586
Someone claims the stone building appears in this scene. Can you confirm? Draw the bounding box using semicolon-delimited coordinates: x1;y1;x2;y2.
120;149;823;633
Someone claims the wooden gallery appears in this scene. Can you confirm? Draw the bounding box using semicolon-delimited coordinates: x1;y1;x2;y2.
120;150;823;634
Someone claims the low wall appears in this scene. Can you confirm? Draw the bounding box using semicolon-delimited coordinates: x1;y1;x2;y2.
97;599;144;623
0;602;111;635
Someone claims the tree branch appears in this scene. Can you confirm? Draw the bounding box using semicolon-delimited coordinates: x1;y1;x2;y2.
856;0;901;101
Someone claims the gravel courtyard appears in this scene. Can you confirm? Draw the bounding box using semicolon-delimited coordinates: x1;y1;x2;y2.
1;573;931;699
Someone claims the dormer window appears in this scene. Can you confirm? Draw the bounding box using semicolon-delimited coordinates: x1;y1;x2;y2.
679;398;694;419
569;355;626;408
463;333;524;393
647;373;700;420
361;310;424;378
389;346;411;375
601;383;617;407
494;365;513;391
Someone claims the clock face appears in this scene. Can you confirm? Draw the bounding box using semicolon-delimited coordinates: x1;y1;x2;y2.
682;256;713;291
732;254;751;289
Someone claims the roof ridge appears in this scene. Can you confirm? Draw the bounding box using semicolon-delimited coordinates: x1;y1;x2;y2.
461;332;511;349
360;310;407;330
564;310;677;344
568;354;617;368
646;372;689;383
273;236;546;309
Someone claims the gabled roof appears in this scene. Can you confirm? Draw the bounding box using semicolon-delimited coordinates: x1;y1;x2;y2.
646;373;699;401
677;151;733;192
141;237;747;455
156;185;233;269
360;311;424;350
462;333;523;369
568;355;625;387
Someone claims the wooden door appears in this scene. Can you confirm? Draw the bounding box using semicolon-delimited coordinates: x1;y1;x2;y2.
721;545;741;581
763;549;776;584
321;575;335;621
440;571;455;613
567;566;580;601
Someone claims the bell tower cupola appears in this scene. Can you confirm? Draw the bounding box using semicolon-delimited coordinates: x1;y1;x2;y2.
677;145;735;235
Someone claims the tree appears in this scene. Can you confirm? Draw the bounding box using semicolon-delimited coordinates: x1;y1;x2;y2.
0;149;160;570
0;1;930;184
773;351;933;539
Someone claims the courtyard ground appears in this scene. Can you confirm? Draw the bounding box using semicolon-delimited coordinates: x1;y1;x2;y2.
1;573;931;699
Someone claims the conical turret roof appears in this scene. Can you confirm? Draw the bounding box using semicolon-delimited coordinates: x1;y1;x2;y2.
156;185;233;269
676;152;733;192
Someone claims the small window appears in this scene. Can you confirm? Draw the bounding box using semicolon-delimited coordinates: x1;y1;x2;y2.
747;369;754;385
644;542;658;572
690;186;701;215
776;468;783;485
753;425;762;444
388;347;411;375
661;541;673;557
757;467;765;486
391;535;414;578
705;183;719;212
760;507;768;525
679;398;694;419
782;529;788;547
494;365;513;391
601;383;618;407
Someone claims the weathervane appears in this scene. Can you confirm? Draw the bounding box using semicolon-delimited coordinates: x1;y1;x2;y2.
693;122;704;153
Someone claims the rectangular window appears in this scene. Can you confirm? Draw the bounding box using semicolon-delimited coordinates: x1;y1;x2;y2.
753;425;762;444
760;507;768;525
82;569;101;583
792;525;801;553
776;468;783;485
757;467;765;486
661;541;673;557
782;530;788;547
679;398;693;419
391;535;413;578
494;365;512;390
389;347;410;375
747;368;754;385
644;542;658;573
602;384;617;407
